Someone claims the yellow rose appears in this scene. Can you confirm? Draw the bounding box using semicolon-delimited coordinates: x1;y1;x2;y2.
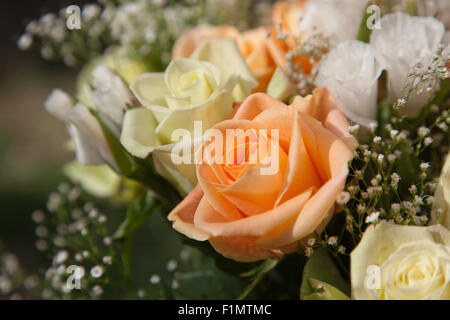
120;38;257;194
432;152;450;228
351;221;450;300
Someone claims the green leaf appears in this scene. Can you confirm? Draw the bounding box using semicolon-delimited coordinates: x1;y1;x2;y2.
113;192;163;240
355;7;371;43
240;258;278;278
404;0;417;15
237;258;279;300
182;238;256;276
90;109;135;175
300;248;350;300
113;192;164;282
303;279;350;300
172;247;249;299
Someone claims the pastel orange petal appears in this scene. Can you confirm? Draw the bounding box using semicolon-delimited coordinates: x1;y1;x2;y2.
292;88;357;151
297;113;353;182
275;110;322;205
217;146;288;216
193;188;312;239
256;171;348;248
167;184;210;241
172;24;241;58
209;236;281;262
231;92;287;121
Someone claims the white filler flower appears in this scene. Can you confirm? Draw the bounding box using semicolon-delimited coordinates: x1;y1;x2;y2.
370;12;446;116
316;40;383;127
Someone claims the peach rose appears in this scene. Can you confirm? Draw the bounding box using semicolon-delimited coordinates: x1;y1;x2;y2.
173;24;284;92
173;1;311;93
168;88;356;262
271;0;307;39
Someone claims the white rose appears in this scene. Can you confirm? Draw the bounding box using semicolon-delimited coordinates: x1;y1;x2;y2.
351;221;450;300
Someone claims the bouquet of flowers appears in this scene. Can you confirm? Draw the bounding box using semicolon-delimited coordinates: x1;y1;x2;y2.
4;0;449;300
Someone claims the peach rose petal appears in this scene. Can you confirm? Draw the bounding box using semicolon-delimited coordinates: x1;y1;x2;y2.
209;236;281;263
271;1;306;37
295;113;353;182
240;28;280;92
292;88;358;150
193;188;313;239
172;24;241;58
276;110;322;206
232;92;287;121
256;171;348;249
216;148;289;216
197;164;244;221
167;184;210;241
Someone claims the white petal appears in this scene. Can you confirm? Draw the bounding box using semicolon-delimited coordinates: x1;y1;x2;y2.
44;89;73;122
68;124;104;165
299;0;369;47
90;65;132;127
370;12;445;115
68;103;114;166
316;40;382;127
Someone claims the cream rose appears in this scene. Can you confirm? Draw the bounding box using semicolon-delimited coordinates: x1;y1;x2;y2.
120;38;257;194
351;221;450;300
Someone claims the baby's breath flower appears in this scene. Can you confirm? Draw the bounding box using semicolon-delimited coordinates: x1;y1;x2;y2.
365;211;380;224
91;285;104;298
377;154;384;165
36;240;49;251
327;236;338;246
150;274;161;284
35;225;48;238
357;204;366;214
347;185;359;195
307;238;316;246
90;266;104;279
17;34;33;50
54;250;68;265
424;136;434;146
32;210;45;223
171;279;180;290
426;196;434;205
391;203;401;213
390;129;399;138
103;237;112;246
387;154;396;162
102;256;113;265
418;126;430;137
336;191;350;205
166;259;178;272
349;125;360;135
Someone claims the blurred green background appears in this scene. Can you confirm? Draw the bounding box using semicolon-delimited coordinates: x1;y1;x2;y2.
0;1;88;273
